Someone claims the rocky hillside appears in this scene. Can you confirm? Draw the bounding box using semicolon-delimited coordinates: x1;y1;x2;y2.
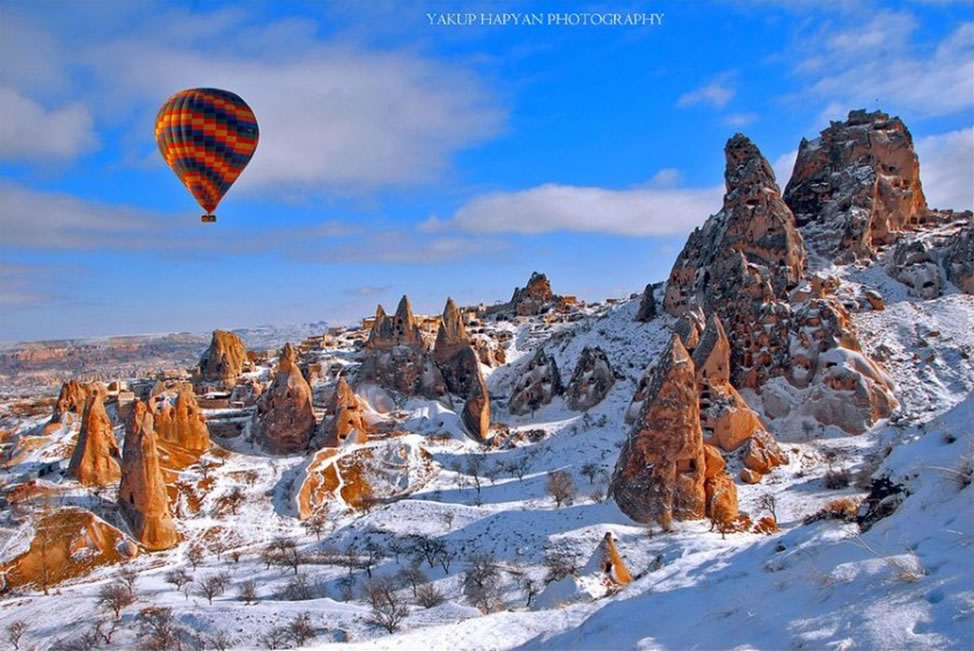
0;110;971;650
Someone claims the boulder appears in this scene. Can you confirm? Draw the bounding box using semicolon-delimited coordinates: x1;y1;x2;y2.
252;352;316;454
153;383;210;453
509;347;563;415
611;335;706;525
741;430;786;475
118;401;180;551
864;289;885;311
196;330;248;388
66;393;121;486
945;221;974;293
886;238;944;299
634;283;658;322
566;346;616;411
784;109;929;262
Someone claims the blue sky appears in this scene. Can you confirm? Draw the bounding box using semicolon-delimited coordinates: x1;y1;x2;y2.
1;0;971;342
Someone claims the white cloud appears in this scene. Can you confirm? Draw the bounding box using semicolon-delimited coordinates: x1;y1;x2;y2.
788;13;973;118
291;232;511;264
1;7;504;194
724;112;759;127
0;87;97;161
420;182;724;237
677;82;735;109
772;150;799;189
915;128;974;211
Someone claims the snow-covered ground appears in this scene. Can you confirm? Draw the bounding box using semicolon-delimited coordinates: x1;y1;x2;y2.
0;272;971;650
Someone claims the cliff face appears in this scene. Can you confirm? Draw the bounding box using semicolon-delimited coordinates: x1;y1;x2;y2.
784;109;929;262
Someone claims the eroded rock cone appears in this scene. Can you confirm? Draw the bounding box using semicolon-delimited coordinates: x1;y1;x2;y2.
611;335;706;525
664;134;806;318
434;298;484;398
52;379;91;424
67;392;121;486
196;330;247;387
634;283;658;322
583;532;632;586
509;347;563;415
280;342;299;364
119;401;179;551
252;354;316;454
367;296;424;350
784;109;929;262
566;346;615;411
154;383;210;453
692;314;766;452
461;372;491;442
320;376;369;447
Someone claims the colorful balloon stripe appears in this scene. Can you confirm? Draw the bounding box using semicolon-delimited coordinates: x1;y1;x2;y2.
155;88;258;214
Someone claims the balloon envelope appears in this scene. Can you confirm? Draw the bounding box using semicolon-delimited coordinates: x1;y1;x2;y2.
154;88;258;214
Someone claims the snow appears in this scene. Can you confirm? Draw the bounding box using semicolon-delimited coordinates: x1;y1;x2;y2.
0;257;971;649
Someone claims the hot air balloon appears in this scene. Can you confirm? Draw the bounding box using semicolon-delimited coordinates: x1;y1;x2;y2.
154;88;259;222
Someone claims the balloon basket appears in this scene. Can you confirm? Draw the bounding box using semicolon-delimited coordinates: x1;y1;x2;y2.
201;214;216;223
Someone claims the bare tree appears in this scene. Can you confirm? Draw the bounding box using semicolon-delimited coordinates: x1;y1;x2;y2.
222;486;245;515
208;630;233;651
546;470;576;507
505;457;530;482
387;537;409;564
416;582;445;608
396;565;427;597
580;462;601;485
164;567;192;594
135;607;180;651
32;503;58;596
522;576;541;608
98;581;135;619
543;550;578;583
5;620;27;650
463;552;502;612
362;541;385;579
759;493;778;523
465;454;486;498
283;573;313;601
364;576;409;634
118;566;139;594
410;535;446;569
187;543;205;571
288;612;316;646
194;574;227;605
303;509;329;541
91;619;119;646
238;579;258;604
260;626;290;650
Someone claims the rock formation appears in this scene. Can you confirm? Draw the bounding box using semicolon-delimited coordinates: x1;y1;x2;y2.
252;352;316;454
119;401;179;551
566;346;616;411
509;347;563;415
583;532;632;587
229;378;263;406
433;298;484;398
703;443;738;522
360;296;448;400
52;379;91;424
319;376;369;447
461;372;491;442
510;271;555;316
692;314;766;452
153;383;210;453
887;238;945;299
885;219;974;298
196;330;247;388
634;283;658;322
945;222;974;293
611;335;706;525
66;392;121;486
784;109;929;262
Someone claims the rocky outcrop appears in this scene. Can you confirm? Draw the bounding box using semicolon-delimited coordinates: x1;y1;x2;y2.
703;443;738;523
611;335;706;525
0;507;135;591
66;392;121;486
52;379;91;424
433;298;484;399
886;238;945;299
509;347;563;415
692;314;766;452
153;383;209;453
252;352;315;454
229;378;263;406
295;441;435;517
634;283;658;322
196;330;247;388
583;532;632;587
664;134;806;319
566;346;615;411
461;372;491;442
319;376;369;447
360;296;448;400
784;109;929;262
119;401;179;551
945;222;974;293
510;272;555;316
